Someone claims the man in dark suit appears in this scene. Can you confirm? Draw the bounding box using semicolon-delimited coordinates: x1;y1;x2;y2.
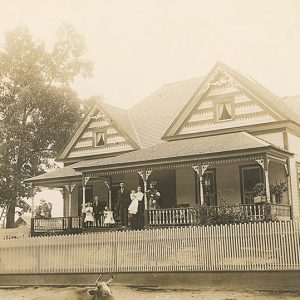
93;196;106;227
116;182;130;226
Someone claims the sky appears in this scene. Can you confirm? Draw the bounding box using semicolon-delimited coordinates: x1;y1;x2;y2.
1;0;300;217
0;0;299;109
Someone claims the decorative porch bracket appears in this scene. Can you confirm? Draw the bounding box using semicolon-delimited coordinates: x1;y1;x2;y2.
255;158;270;202
192;163;210;206
138;170;152;210
82;176;91;206
103;179;112;210
64;184;76;217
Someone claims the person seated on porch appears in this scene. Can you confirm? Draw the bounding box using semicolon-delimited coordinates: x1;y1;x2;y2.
128;189;139;229
84;202;94;228
103;206;115;227
146;181;161;209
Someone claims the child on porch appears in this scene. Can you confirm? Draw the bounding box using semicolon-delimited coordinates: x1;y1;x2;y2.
84;202;94;228
103;206;115;226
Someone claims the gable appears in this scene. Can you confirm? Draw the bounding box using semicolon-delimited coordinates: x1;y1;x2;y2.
57;105;139;162
164;63;285;139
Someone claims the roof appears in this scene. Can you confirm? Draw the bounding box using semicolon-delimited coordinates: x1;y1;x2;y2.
222;63;300;124
25;163;82;184
163;62;300;139
57;62;300;162
128;77;205;148
100;102;139;146
74;132;290;171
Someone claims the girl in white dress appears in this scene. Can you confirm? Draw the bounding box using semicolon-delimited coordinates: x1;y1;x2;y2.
104;206;115;226
84;202;94;228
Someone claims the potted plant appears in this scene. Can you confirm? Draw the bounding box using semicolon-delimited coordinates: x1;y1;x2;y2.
270;181;288;204
253;183;266;203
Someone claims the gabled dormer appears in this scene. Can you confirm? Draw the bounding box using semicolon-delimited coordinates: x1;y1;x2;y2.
56;102;140;164
163;62;293;140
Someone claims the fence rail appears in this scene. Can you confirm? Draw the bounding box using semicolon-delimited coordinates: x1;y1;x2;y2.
0;221;299;274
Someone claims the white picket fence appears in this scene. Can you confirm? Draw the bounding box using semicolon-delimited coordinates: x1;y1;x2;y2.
0;221;299;274
0;225;30;240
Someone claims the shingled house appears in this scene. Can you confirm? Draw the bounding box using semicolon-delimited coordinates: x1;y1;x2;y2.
27;62;300;232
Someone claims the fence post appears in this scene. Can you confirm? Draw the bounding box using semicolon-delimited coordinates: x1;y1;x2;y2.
31;218;35;236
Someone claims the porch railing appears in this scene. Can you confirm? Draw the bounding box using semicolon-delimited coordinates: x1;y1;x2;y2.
31;204;292;233
146;203;292;226
147;208;194;226
32;215;108;233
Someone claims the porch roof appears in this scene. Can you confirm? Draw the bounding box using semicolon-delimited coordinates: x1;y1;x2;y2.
74;132;292;172
24;163;82;185
26;132;292;184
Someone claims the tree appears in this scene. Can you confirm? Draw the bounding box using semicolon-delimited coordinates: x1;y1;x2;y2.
0;24;93;227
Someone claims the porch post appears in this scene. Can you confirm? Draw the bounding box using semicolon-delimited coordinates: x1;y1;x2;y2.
104;179;112;210
64;184;76;217
264;158;271;203
82;186;86;206
138;169;152;226
138;169;152;210
82;176;91;206
31;185;37;218
192;163;209;206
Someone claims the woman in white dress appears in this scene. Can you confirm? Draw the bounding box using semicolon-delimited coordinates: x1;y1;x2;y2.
128;190;139;229
84;202;94;228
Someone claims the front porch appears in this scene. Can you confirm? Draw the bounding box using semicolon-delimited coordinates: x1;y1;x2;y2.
27;132;294;236
31;202;292;235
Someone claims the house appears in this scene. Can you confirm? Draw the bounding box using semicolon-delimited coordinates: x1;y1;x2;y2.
26;62;300;233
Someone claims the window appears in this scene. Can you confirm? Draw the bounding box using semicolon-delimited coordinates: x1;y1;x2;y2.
93;130;106;147
240;165;263;204
215;99;234;122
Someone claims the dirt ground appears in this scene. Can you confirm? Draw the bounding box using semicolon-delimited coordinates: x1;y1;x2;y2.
0;286;300;300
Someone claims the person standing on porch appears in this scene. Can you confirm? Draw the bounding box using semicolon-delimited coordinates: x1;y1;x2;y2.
116;182;130;226
93;196;104;227
128;189;139;229
136;186;144;229
84;202;94;228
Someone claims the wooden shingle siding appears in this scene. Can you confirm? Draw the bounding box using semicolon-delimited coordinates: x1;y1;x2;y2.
68;108;135;159
179;75;276;136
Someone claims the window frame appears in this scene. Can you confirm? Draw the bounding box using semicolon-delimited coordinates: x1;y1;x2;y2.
214;97;235;123
93;129;107;148
239;164;263;204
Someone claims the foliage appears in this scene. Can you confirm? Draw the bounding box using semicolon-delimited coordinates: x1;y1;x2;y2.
253;183;266;196
270;181;288;202
191;191;277;226
192;199;251;226
35;199;53;218
0;24;93;227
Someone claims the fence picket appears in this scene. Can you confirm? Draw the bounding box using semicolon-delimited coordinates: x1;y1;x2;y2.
0;221;300;274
